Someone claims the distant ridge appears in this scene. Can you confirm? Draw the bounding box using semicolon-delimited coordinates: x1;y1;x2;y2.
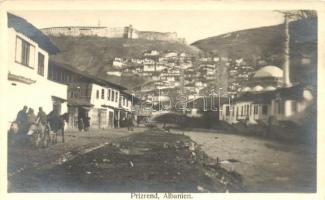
191;17;317;87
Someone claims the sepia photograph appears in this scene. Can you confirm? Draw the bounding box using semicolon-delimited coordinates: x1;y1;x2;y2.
0;0;322;198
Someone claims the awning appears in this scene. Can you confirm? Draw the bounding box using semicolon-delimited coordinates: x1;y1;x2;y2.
101;104;119;110
81;106;92;110
52;96;67;102
8;72;36;84
68;98;93;107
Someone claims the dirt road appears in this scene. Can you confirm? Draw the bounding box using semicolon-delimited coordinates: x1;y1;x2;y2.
177;129;316;192
8;129;243;193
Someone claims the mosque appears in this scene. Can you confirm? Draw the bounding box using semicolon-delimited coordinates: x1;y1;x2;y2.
241;65;284;92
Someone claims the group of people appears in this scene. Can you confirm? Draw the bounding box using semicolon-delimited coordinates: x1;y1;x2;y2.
77;116;90;132
15;105;62;135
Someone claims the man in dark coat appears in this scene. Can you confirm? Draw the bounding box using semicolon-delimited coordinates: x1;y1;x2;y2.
16;105;28;134
47;110;62;132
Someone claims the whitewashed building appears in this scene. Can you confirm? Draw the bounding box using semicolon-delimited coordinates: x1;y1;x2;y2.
219;84;314;125
5;13;67;129
48;61;127;130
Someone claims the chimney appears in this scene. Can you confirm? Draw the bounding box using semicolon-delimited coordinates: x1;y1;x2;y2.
283;14;291;87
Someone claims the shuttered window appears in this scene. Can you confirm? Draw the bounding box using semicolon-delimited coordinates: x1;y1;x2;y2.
15;36;35;68
262;105;268;115
101;89;105;99
37;53;45;76
107;89;111;100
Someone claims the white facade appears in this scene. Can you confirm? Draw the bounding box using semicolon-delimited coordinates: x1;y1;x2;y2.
120;95;132;112
87;83;121;129
90;84;120;108
6;28;67;129
220;88;314;125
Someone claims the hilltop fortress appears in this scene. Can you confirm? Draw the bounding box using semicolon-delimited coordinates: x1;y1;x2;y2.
41;25;185;43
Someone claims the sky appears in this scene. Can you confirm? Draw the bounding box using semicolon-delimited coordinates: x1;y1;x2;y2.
11;10;284;43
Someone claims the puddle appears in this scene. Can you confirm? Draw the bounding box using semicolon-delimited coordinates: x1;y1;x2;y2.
220;159;240;164
119;147;151;155
275;177;289;181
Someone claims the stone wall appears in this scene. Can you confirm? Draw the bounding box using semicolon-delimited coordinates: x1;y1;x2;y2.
41;26;184;42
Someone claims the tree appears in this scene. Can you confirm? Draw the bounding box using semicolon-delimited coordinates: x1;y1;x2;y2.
275;10;317;21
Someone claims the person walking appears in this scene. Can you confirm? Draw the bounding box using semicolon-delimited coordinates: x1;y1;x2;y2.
27;108;37;126
78;117;84;132
127;114;132;131
37;107;47;126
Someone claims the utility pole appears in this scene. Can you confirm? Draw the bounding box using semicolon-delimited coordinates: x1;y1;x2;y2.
283;13;292;87
275;10;297;87
218;87;222;120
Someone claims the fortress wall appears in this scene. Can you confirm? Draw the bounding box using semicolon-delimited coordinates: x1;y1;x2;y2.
138;31;179;41
101;27;126;38
42;27;107;37
41;26;183;42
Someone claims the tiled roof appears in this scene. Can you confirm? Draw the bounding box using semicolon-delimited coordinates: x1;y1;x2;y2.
49;60;127;90
8;13;59;54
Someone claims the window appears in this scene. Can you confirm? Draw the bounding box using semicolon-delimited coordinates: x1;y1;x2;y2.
226;106;230;116
254;105;258;115
262;105;268;115
127;99;129;107
96;90;99;99
115;91;118;102
236;107;239;118
277;101;284;114
292;101;298;113
101;89;105;99
37;53;45;76
17;37;35;67
16;37;28;66
107;89;111;100
112;90;115;101
60;71;63;81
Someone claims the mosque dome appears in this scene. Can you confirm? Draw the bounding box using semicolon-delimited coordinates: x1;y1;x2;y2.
242;87;252;92
264;86;276;91
254;66;283;78
253;85;264;91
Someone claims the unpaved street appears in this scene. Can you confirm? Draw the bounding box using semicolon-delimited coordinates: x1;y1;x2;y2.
178;129;316;192
8;128;243;193
8;127;316;193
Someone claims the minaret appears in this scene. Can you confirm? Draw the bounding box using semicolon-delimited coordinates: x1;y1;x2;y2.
283;14;292;87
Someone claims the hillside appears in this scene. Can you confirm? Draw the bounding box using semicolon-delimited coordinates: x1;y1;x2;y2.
191;17;317;87
192;24;285;66
49;36;201;82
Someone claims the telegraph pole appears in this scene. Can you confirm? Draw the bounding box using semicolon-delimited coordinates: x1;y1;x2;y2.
283;13;291;87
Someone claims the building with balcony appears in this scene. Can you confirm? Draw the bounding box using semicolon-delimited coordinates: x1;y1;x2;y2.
48;61;127;130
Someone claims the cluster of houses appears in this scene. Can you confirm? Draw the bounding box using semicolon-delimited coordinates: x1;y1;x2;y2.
5;13;138;131
185;56;314;126
4;12;315;132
